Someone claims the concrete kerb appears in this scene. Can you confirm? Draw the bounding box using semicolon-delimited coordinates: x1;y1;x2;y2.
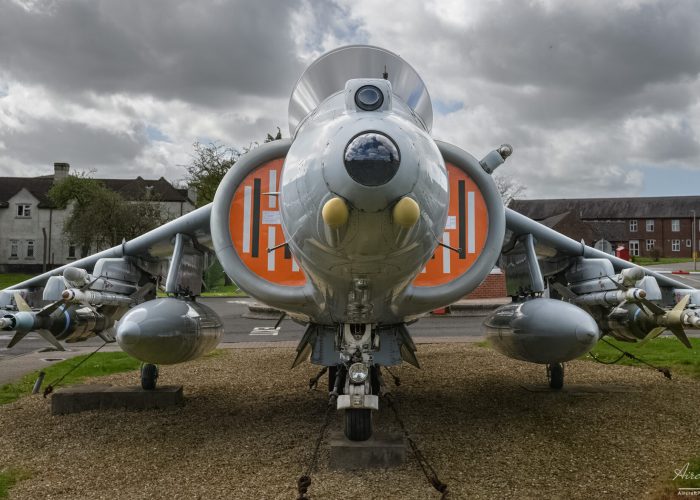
245;297;511;319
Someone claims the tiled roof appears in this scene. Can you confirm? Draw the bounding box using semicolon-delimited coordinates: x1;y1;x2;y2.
0;174;189;208
510;196;700;219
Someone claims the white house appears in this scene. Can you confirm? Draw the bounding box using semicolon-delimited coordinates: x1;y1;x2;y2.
0;163;195;273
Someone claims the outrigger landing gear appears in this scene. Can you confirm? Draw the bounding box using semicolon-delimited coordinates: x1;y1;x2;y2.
547;363;564;390
141;363;159;390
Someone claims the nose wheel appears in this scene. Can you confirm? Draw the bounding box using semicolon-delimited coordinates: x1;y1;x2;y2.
345;409;373;441
141;363;159;390
547;363;564;390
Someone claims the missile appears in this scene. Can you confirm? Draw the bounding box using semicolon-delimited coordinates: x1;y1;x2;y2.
116;298;223;365
484;298;600;364
572;288;647;307
62;288;134;307
2;293;66;351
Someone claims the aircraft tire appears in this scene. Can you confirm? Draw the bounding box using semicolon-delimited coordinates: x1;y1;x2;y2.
345;409;372;441
141;363;159;390
548;363;564;390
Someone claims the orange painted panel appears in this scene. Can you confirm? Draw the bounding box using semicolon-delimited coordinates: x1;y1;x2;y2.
228;158;306;286
412;162;489;286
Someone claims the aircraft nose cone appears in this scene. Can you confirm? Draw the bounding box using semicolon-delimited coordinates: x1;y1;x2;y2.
344;132;400;187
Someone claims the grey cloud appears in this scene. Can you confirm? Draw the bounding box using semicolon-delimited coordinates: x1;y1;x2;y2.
637;121;700;162
0;0;309;106
464;2;700;96
4;118;148;171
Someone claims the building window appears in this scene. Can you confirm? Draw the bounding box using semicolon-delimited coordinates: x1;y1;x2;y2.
16;204;31;218
10;240;19;258
672;239;680;252
26;240;34;258
646;219;654;232
646;239;655;251
672;219;680;232
68;243;76;259
687;239;692;247
629;219;638;232
629;240;639;257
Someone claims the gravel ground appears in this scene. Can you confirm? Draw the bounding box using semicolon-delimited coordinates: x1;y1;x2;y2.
1;344;699;499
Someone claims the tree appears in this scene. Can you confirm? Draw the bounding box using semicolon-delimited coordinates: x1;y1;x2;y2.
184;128;283;207
49;173;165;255
493;173;526;206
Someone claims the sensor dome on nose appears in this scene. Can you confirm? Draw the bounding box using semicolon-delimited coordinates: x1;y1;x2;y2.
343;132;400;187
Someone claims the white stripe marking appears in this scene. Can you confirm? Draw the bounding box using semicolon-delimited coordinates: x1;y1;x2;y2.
242;186;252;253
292;259;299;272
267;227;276;271
268;170;277;208
468;191;475;254
250;327;280;336
421;266;427;274
442;232;451;274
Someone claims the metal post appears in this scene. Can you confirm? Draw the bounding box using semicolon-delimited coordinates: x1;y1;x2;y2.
693;209;697;271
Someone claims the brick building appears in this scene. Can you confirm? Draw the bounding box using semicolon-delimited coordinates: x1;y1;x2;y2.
0;163;195;273
510;196;700;259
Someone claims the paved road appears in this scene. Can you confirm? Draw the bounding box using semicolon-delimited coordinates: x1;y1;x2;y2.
0;297;486;362
645;262;700;288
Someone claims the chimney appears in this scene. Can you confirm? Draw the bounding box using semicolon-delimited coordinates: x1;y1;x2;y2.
53;162;70;184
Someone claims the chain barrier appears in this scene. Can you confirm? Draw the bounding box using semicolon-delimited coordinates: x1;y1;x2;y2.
42;342;108;397
296;392;337;500
590;338;672;379
383;392;449;499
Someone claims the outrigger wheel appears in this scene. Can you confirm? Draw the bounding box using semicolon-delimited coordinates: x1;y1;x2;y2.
547;363;564;390
141;363;159;390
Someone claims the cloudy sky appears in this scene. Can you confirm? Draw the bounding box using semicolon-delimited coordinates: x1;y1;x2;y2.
1;0;699;199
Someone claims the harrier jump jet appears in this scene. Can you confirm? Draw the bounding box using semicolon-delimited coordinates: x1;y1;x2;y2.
3;46;699;441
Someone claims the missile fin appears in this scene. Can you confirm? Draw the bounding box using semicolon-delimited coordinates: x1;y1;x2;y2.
7;330;29;349
670;326;692;349
638;297;666;316
36;329;65;351
640;326;666;346
37;298;67;318
13;293;31;312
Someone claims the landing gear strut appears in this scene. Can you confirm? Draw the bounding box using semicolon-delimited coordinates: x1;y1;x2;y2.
547;363;564;390
141;363;159;390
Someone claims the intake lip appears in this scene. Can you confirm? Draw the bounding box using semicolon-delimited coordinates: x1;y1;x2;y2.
343;131;401;187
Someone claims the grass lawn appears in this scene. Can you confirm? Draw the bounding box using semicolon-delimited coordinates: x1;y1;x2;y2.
0;352;141;406
201;284;247;297
0;273;32;290
587;336;700;378
0;469;31;499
